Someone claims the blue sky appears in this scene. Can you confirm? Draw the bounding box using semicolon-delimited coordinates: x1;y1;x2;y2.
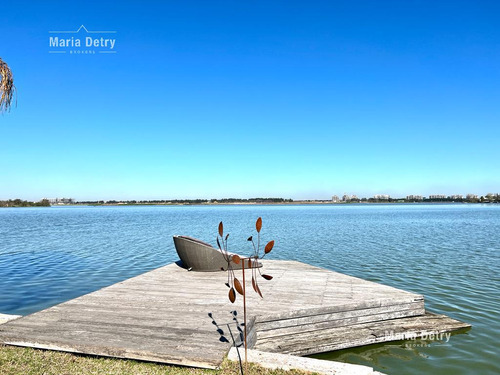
1;1;499;200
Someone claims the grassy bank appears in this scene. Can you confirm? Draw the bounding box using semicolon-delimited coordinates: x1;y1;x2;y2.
0;345;310;375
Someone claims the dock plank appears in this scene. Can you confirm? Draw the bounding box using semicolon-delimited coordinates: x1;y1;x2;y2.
255;312;471;355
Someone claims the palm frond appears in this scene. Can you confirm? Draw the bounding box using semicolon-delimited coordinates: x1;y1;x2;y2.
0;57;16;112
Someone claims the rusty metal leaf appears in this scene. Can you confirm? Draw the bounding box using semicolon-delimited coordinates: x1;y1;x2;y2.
229;287;236;303
256;217;262;233
234;278;244;295
225;282;230;288
247;259;253;268
255;281;263;298
232;254;241;264
252;277;257;293
264;240;274;254
261;274;273;280
218;222;223;237
247;236;253;241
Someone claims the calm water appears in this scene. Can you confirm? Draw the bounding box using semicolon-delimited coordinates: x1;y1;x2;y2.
0;204;499;374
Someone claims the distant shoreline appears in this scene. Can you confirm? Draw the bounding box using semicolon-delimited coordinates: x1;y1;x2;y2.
85;201;497;206
2;197;499;208
34;201;500;207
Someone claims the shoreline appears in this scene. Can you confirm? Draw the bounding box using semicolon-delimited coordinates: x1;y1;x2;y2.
82;201;492;206
2;201;499;208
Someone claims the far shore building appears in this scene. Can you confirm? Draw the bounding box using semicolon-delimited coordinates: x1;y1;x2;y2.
429;195;447;199
332;195;340;203
466;194;478;200
373;194;390;200
342;194;358;202
449;195;464;200
406;195;423;201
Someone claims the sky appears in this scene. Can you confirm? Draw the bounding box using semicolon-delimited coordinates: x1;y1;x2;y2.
1;1;499;201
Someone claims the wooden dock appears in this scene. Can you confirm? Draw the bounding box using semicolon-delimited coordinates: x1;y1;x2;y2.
0;260;470;369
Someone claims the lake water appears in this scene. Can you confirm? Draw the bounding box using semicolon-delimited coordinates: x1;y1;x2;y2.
0;204;499;374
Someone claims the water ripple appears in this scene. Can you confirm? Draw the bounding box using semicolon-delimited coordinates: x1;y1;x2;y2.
0;204;499;374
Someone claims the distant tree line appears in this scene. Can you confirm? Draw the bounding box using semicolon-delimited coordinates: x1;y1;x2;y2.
210;198;292;203
77;198;293;205
0;199;50;207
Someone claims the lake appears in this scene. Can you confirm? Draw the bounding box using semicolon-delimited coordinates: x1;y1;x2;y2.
0;204;499;374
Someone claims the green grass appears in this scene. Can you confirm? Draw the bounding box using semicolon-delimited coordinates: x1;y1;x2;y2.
0;345;311;375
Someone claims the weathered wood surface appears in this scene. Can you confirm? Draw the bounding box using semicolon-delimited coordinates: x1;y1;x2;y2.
0;260;467;368
255;312;471;356
257;304;425;339
0;314;21;325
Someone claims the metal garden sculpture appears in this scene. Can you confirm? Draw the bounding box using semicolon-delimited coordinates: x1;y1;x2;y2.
216;217;274;371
